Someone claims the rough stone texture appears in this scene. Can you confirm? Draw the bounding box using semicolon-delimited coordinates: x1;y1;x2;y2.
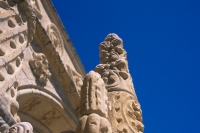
29;52;51;84
95;34;144;133
4;122;33;133
0;0;85;132
0;0;143;133
76;71;112;133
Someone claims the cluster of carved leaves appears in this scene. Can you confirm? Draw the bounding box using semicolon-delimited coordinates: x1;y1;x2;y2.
95;33;136;95
29;52;51;83
94;33;144;133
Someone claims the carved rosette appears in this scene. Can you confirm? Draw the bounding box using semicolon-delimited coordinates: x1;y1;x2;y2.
29;52;51;83
47;23;64;56
95;33;144;133
76;71;112;133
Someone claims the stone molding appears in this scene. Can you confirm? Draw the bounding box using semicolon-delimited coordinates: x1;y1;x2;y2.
0;0;85;132
0;0;144;132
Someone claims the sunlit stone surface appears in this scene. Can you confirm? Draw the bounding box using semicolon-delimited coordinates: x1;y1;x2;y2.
0;0;143;133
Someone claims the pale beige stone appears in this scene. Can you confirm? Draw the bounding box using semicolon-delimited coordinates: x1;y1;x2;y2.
0;0;85;132
29;52;51;84
76;114;112;133
95;33;144;133
76;71;112;133
5;122;33;133
80;71;108;118
0;1;143;133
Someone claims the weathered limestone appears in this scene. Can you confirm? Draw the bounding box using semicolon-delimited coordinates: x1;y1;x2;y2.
76;71;112;133
29;52;51;84
0;0;143;133
0;0;85;132
76;34;144;133
95;34;144;133
4;122;33;133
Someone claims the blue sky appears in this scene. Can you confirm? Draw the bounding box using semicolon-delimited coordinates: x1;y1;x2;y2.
51;0;200;132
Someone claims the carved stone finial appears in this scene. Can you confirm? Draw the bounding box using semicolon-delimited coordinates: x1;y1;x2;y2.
29;52;51;83
95;33;134;95
76;71;112;133
80;71;108;117
95;33;144;133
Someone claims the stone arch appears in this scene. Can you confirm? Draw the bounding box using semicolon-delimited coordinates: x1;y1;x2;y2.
17;85;77;133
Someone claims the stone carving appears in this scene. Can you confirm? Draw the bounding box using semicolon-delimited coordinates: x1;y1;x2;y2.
20;97;41;112
80;71;108;117
95;34;144;133
0;0;36;43
66;65;83;95
40;109;61;126
12;0;37;43
0;0;37;88
76;71;112;133
107;92;144;133
95;33;134;95
0;87;33;133
47;23;64;56
76;114;112;133
0;0;88;132
29;52;51;83
1;1;144;132
4;122;33;133
0;103;16;132
2;85;20;124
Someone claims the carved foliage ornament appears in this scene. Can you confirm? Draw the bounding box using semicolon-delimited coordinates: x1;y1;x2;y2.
95;33;135;95
29;52;51;83
108;92;144;133
94;33;144;133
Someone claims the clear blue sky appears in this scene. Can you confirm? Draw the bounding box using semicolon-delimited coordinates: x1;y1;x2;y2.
52;0;200;132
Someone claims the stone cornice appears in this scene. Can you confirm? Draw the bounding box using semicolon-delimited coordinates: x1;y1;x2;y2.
40;0;86;77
